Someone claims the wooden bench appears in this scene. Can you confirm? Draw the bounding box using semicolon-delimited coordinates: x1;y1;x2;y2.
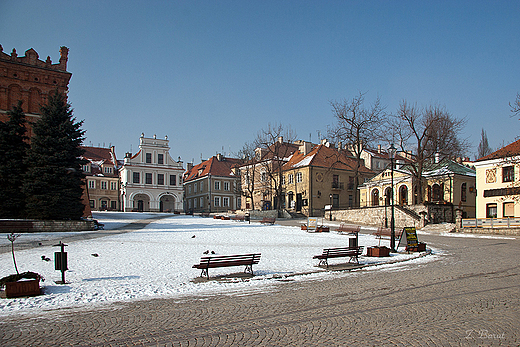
193;253;261;279
313;246;364;267
260;217;276;225
335;224;360;234
373;227;401;239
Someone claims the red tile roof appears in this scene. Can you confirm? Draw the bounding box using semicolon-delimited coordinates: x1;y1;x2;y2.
476;139;520;161
184;156;243;182
283;144;373;174
81;146;116;165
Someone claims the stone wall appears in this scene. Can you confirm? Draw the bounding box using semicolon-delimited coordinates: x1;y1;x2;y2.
457;227;520;236
331;206;424;229
0;220;96;232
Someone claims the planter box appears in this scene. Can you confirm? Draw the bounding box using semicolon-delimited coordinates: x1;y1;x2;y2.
367;246;390;257
406;242;427;252
5;279;41;298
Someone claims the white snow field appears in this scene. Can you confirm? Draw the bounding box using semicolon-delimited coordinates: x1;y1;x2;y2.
0;212;436;316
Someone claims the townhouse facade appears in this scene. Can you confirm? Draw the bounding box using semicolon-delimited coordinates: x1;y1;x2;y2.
281;141;374;216
0;45;71;139
120;134;184;212
183;154;243;213
81;146;120;211
474;139;520;219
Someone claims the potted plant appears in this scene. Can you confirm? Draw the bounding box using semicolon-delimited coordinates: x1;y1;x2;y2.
0;233;43;298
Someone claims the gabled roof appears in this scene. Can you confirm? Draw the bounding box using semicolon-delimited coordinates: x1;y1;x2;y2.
283;144;373;174
81;146;116;165
184;156;243;182
476;138;520;162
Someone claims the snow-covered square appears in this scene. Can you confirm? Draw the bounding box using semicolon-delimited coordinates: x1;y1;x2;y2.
0;213;432;316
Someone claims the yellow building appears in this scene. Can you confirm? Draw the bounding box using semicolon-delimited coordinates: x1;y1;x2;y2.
474;139;520;219
359;158;476;218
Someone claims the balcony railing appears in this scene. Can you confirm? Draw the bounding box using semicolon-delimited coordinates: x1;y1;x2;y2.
331;182;344;189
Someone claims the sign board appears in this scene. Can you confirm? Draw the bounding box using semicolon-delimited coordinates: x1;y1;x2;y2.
307;217;317;231
324;205;332;210
396;227;419;249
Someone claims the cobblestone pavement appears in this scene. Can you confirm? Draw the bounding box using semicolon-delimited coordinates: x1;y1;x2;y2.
1;226;519;346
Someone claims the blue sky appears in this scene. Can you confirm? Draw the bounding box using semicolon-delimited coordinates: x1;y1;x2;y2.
1;1;519;164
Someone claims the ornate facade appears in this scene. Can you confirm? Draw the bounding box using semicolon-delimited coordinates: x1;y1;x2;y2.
120;134;184;212
0;45;71;138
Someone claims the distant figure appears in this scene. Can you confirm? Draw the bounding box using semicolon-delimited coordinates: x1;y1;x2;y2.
91;253;99;257
41;255;50;262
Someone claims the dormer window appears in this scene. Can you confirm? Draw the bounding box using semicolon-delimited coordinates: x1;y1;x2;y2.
82;164;90;173
104;167;113;174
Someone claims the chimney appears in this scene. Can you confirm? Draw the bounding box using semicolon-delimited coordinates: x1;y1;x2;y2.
187;162;194;171
278;136;284;144
299;141;312;155
216;153;223;161
59;46;69;71
377;144;382;153
435;153;440;163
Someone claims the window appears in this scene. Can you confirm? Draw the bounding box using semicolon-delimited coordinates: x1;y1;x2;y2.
461;183;467;202
194;199;197;208
133;172;140;184
104;167;112;174
101;200;108;209
486;203;497;218
111;181;117;190
83;165;90;173
111;201;117;209
157;174;164;185
223;197;229;207
214;197;220;207
200;181;204;191
146;153;152;163
89;200;95;208
88;180;95;189
188;185;192;194
332;194;339;208
296;172;302;183
101;181;107;190
215;181;220;190
145;173;152;184
288;174;294;184
261;172;267;182
158;154;164;164
170;175;176;186
503;202;515;217
503;166;514;183
224;182;229;191
282;176;285;185
200;197;204;208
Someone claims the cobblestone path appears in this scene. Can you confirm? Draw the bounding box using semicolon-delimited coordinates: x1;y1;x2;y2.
1;232;519;346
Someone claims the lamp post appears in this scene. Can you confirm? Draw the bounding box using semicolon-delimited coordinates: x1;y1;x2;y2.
389;144;396;252
329;193;333;221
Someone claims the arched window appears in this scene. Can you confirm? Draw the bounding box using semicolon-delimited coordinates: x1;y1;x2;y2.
371;189;380;206
461;183;467;202
433;184;442;202
399;185;408;205
384;187;392;205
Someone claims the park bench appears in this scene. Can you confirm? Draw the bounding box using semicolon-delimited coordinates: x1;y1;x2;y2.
335;224;360;234
313;246;364;267
260;217;276;225
193;253;261;279
230;215;245;221
373;227;401;240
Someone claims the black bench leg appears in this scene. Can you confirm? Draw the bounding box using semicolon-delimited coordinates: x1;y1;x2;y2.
244;264;254;275
201;268;209;279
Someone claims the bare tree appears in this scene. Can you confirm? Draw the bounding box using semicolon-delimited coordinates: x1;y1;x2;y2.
510;92;520;120
477;128;493;160
253;123;297;215
237;141;258;210
328;92;385;206
392;101;468;204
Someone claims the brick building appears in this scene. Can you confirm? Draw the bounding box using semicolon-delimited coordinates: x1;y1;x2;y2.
0;44;71;138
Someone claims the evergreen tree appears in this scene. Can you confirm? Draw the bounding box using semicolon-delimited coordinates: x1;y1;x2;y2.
23;90;86;220
0;101;29;218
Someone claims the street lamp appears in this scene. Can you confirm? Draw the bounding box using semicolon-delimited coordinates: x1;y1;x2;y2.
389;144;396;252
329;194;333;221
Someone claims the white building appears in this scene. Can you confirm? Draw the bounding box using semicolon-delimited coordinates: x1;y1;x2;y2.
120;134;184;212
